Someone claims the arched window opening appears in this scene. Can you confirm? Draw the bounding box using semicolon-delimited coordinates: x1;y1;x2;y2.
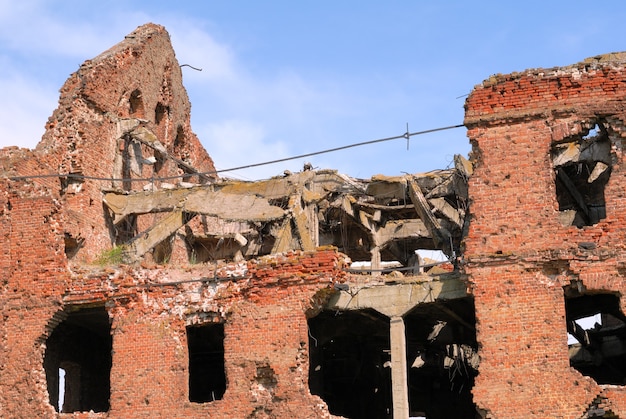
44;306;112;413
155;102;168;125
174;125;185;149
129;89;144;118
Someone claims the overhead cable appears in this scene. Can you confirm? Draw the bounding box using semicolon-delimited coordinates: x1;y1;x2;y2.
7;123;464;182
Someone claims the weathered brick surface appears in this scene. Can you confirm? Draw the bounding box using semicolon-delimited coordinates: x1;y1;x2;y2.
4;22;626;419
90;251;343;418
0;23;216;263
465;54;626;418
0;181;69;418
1;241;346;418
0;24;348;419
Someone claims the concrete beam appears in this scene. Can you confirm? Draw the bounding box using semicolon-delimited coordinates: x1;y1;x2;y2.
377;219;430;244
104;188;285;222
291;194;315;251
429;197;463;228
326;273;468;317
126;210;190;261
271;218;294;254
390;316;409;419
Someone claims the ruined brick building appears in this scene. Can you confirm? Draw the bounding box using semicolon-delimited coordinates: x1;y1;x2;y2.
1;23;626;418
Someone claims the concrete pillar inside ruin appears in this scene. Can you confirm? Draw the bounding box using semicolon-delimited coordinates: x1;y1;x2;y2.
390;316;409;419
370;246;381;276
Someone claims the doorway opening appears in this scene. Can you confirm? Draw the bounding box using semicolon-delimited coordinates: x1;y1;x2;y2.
308;309;392;419
44;306;112;413
404;297;478;419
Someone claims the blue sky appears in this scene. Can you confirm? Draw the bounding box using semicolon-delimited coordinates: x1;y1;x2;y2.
1;1;626;180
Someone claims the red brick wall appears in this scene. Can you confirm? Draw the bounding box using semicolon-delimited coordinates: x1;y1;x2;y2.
465;57;626;418
0;181;69;418
0;25;350;419
0;239;345;418
100;251;345;418
3;23;217;263
6;22;626;419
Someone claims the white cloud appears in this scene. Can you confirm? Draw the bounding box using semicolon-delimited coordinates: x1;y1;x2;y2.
163;20;353;178
0;4;399;179
0;71;56;148
169;26;237;84
0;1;118;58
199;119;296;180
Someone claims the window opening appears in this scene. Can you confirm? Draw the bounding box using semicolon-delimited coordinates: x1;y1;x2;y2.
153;237;173;264
404;297;478;419
44;306;112;413
187;323;226;403
552;122;612;227
154;102;168;125
173;125;185;149
64;232;84;259
129;89;144;117
565;289;626;384
308;309;392;419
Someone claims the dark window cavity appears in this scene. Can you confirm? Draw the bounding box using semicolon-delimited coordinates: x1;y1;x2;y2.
552;121;613;227
187;323;226;403
565;288;626;385
308;309;393;419
129;89;144;117
404;297;478;419
44;306;112;413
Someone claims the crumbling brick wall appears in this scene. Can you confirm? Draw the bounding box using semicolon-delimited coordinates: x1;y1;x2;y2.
0;178;70;416
70;250;345;419
0;23;356;419
464;53;626;418
2;239;348;418
0;23;216;263
5;20;626;419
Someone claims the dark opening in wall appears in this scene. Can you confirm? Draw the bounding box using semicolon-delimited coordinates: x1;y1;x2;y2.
129;89;144;118
153;237;173;264
552;122;612;227
64;232;84;259
113;214;137;245
404;297;479;419
174;125;185;149
564;288;626;385
188;236;244;263
308;309;392;419
154;102;168;125
44;306;112;413
187;323;226;403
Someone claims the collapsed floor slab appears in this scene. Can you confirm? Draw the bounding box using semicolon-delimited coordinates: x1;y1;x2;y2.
4;20;626;419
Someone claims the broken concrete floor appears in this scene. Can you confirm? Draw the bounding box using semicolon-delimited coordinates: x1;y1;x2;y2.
4;22;626;419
